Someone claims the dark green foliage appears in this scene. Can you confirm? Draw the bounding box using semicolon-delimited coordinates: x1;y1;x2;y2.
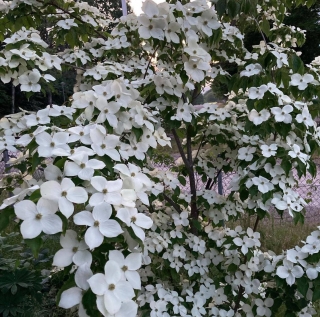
284;1;320;64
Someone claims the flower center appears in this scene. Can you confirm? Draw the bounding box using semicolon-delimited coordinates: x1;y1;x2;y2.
122;265;128;272
108;284;115;290
72;247;78;253
36;213;42;220
94;220;99;227
61;191;67;197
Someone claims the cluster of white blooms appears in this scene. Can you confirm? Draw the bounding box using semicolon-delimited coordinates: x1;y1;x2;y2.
1;0;320;316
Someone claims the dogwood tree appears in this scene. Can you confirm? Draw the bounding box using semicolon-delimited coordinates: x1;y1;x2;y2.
1;0;320;316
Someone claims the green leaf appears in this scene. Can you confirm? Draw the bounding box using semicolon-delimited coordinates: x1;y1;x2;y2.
24;236;43;258
82;289;100;317
290;55;304;74
312;287;320;302
0;207;14;232
227;0;240;18
261;17;270;36
297;276;309;297
178;176;186;186
132;127;143;142
32;151;41;174
190;219;202;231
29;189;41;202
57;212;68;234
216;0;227;17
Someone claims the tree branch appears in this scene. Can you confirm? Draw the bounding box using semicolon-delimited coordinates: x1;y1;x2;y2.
172;127;198;234
143;45;159;79
38;0;108;41
163;193;182;214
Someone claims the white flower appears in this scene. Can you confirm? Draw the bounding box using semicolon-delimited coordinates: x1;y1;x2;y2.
276;259;304;286
109;250;142;289
248;85;267;99
296;107;314;127
252;176;274;194
260;144;277;157
65;152;105;181
89;176;123;206
288;144;309;163
59;263;93;309
240;63;262;77
290;73;315;90
57;18;78;29
238;146;256;161
14;198;62;239
271;105;293;123
248;109;270;125
272;51;288;68
255;298;274;317
73;203;123;249
172;211;189;226
40;178;88;218
138;16;166;40
19;69;41;92
117;207;153;241
87;260;135;315
233;236;255;255
184;57;210;82
53;230;92;267
35;131;70;157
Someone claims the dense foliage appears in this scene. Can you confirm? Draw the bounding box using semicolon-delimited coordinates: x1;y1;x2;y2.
1;0;320;316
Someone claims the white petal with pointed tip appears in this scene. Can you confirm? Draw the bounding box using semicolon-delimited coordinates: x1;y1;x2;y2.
59;287;82;308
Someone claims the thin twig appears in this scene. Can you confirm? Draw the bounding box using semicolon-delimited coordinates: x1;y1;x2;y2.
172;128;198;234
253;215;260;232
143;45;160;79
62;62;86;71
163;193;182;214
171;129;190;169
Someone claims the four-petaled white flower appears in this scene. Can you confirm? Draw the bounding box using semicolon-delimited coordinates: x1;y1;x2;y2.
260;144;277;158
14;198;62;239
73;202;123;249
53;229;92;267
255;298;274;317
276;259;304;286
89;176;123;206
290;73;315;90
65;152;105;180
41;178;88;218
88;260;135;315
248;109;270;125
252;176;274;194
271;105;293;123
117;207;153;241
109;250;142;289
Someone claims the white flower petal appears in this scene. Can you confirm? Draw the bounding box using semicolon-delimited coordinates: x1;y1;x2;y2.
99;220;123;238
67;187;88;203
125;270;141;289
75;263;93;290
53;248;74;267
87;273;108;296
93;202;112;222
14;200;37;220
74;210;95;226
59;287;82;308
85;226;104;249
20;218;42;239
73;250;92;266
41;214;62;234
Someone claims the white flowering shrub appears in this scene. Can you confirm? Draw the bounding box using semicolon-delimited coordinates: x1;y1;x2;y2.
1;0;320;316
